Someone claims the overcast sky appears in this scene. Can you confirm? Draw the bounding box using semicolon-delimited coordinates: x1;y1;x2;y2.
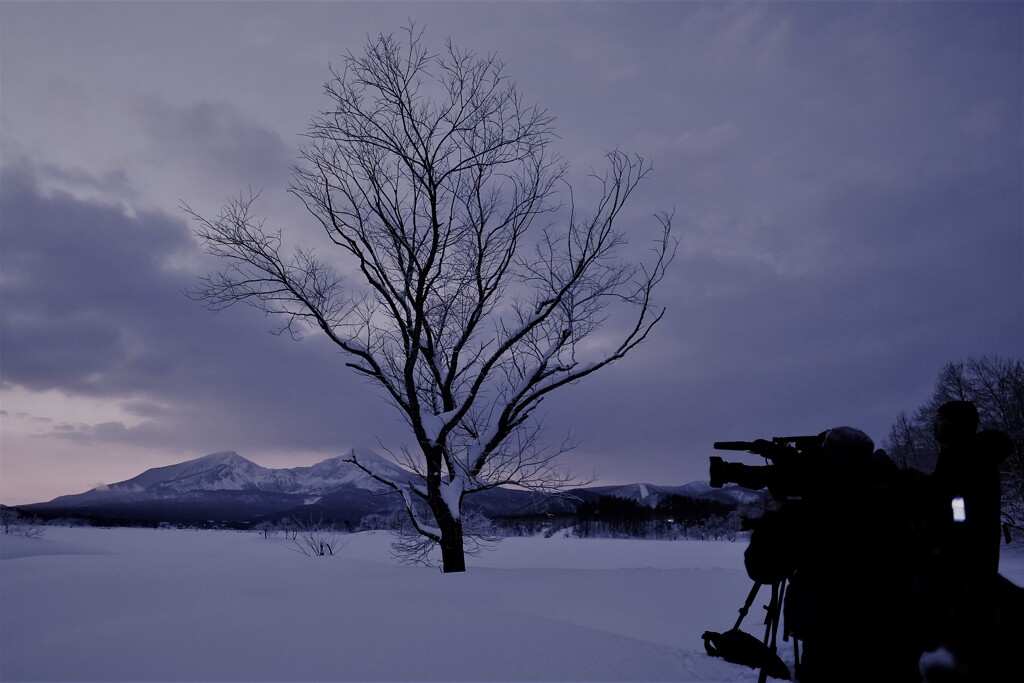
1;1;1021;506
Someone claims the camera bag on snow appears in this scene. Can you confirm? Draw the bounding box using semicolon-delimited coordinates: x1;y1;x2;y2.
702;628;791;680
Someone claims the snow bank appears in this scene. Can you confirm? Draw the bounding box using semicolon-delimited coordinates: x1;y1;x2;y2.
2;528;1022;682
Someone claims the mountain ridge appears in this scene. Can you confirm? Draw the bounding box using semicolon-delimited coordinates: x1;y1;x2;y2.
24;449;759;526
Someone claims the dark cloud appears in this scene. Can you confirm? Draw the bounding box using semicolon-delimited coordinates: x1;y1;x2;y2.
0;162;401;457
0;166;192;394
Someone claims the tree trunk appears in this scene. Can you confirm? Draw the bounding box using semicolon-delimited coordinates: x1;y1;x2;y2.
428;491;465;573
424;446;467;573
431;489;466;573
438;518;466;573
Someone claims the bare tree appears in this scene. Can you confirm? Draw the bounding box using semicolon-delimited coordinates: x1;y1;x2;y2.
277;517;300;540
253;520;275;539
187;26;676;572
886;410;936;471
0;507;45;537
287;514;347;557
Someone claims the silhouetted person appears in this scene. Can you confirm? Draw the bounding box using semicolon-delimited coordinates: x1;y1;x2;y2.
925;401;1010;598
786;427;923;682
920;400;1014;681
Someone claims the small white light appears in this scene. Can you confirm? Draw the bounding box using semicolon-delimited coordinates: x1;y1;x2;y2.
952;496;966;523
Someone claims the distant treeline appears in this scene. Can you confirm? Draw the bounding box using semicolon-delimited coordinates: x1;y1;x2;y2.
18;493;747;542
570;494;742;541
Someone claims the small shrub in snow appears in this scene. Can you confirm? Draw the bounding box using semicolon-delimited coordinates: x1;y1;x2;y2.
287;515;346;557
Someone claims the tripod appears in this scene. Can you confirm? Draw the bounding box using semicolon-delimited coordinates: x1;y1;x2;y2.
732;579;798;683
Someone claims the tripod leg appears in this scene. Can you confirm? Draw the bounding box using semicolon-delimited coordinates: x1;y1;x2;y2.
762;581;780;646
733;582;763;631
759;581;784;683
771;580;786;650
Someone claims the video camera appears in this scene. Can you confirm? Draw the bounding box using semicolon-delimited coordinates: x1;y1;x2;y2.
703;433;829;680
709;433;826;499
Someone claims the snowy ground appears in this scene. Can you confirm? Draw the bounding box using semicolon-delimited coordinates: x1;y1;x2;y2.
3;528;1023;682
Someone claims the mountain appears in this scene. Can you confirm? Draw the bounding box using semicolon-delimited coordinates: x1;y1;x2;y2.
23;450;757;527
43;448;411;501
25;449;416;526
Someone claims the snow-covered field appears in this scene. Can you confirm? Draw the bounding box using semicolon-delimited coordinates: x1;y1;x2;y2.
3;528;1023;682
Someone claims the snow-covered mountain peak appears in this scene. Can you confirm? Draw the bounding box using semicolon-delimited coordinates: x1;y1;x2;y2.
121;451;271;493
194;451;251;465
346;448;414;478
287;449;413;492
59;448;419;503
